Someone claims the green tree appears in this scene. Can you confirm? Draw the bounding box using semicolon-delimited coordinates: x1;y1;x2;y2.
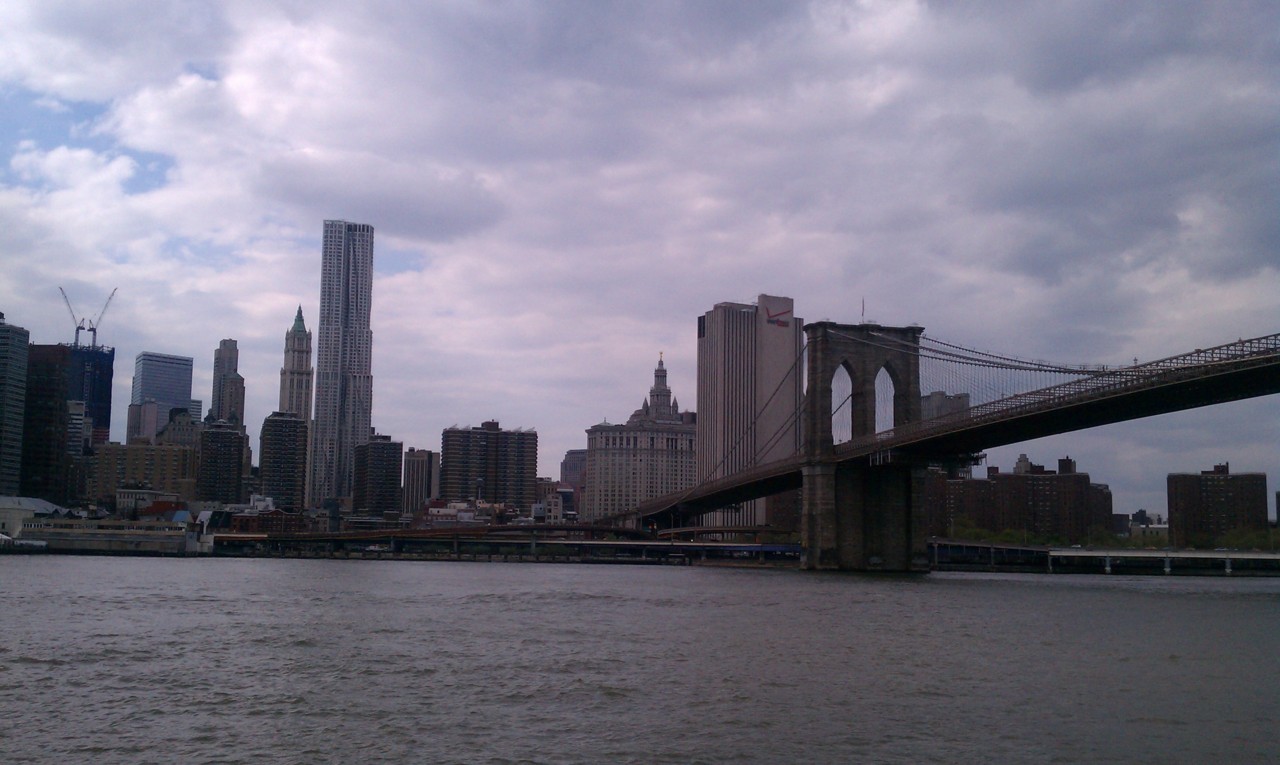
1215;527;1272;551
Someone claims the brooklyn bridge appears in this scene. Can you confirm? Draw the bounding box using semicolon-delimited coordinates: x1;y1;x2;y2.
618;322;1280;571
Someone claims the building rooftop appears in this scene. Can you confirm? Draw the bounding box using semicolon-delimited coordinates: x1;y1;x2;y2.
0;496;70;514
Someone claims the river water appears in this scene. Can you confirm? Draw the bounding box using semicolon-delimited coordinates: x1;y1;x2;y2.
1;557;1277;764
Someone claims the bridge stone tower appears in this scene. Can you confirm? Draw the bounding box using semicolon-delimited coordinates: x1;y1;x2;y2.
801;322;929;571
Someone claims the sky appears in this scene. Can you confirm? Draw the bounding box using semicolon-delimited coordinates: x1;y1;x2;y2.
1;1;1277;517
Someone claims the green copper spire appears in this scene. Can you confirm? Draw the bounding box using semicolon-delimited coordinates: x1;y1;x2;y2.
292;305;306;332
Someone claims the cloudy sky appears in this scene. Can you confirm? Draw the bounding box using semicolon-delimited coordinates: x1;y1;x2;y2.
1;1;1276;517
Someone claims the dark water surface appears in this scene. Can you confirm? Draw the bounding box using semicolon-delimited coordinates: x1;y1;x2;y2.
2;557;1277;764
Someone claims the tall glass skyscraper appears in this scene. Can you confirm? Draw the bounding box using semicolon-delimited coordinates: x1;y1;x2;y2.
309;220;374;508
0;313;30;495
129;351;194;442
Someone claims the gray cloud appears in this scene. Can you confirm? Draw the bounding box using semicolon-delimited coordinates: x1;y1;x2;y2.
258;153;506;242
0;0;1276;516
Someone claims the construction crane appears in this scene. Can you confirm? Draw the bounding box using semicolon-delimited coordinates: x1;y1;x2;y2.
58;287;117;348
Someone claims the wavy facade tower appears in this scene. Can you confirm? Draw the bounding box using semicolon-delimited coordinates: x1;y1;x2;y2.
308;220;374;508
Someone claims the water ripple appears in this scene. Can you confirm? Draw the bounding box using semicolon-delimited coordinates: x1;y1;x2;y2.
1;558;1277;764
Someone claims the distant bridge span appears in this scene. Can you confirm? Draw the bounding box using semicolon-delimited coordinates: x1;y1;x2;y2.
625;328;1280;569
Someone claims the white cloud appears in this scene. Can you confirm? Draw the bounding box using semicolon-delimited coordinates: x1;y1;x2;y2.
0;1;231;101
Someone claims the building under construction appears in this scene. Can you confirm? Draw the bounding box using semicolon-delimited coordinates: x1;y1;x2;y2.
58;288;116;446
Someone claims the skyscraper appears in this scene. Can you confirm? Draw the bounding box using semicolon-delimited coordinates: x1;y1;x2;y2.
440;421;538;511
65;344;114;447
1168;463;1268;548
402;447;440;513
696;295;804;526
197;422;248;504
129;352;194;443
210;339;246;426
310;220;375;508
583;356;697;522
260;411;309;512
0;313;28;495
279;307;313;422
559;449;587;520
21;345;73;504
354;432;402;514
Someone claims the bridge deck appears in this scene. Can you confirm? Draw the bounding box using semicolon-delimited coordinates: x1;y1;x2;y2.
629;332;1280;521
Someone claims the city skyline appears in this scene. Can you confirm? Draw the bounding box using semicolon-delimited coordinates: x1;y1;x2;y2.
0;3;1277;517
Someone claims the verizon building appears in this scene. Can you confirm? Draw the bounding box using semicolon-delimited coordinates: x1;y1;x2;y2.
696;294;804;526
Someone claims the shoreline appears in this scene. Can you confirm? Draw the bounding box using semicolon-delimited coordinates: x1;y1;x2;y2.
6;545;1280;576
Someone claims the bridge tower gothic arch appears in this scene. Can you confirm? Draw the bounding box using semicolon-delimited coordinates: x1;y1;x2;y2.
801;322;930;571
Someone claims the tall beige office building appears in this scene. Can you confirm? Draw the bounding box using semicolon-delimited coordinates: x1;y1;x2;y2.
696;294;804;526
583;356;696;522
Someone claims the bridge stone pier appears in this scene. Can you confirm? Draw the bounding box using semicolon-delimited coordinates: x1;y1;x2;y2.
801;322;930;571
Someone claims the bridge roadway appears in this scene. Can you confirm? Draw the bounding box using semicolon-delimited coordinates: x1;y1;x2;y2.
931;539;1280;575
628;331;1280;525
236;524;654;544
201;530;1280;574
208;525;802;564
